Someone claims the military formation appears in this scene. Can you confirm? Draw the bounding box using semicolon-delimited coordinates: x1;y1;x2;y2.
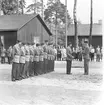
12;40;55;81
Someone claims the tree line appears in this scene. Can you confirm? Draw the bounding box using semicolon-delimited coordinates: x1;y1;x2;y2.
0;0;93;47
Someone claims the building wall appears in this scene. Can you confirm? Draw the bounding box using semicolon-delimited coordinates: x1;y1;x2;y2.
0;31;17;49
17;17;50;43
68;35;102;48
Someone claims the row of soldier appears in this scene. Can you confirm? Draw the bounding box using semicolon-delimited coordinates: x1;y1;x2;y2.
12;40;55;81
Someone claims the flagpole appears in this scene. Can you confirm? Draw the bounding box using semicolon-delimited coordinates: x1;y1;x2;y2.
65;0;67;48
89;0;93;46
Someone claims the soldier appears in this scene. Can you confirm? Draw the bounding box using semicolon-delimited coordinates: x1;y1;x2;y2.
29;43;34;77
39;43;44;74
49;43;55;72
34;43;40;75
32;43;37;76
12;40;21;81
43;40;48;73
66;42;74;74
23;42;30;78
47;43;51;72
51;44;55;71
82;39;90;75
19;42;26;79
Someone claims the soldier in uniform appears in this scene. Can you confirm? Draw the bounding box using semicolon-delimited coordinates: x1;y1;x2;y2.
23;42;30;78
32;43;37;76
43;40;48;73
12;40;21;81
66;42;74;74
39;43;44;74
48;43;54;72
29;43;34;77
47;43;51;72
34;43;40;75
82;39;90;75
51;44;55;71
19;42;26;79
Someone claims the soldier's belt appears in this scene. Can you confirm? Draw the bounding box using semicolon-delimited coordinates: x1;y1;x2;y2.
44;54;47;59
39;56;44;61
30;55;34;62
25;55;30;62
13;55;20;63
47;54;51;60
20;56;25;63
34;56;39;62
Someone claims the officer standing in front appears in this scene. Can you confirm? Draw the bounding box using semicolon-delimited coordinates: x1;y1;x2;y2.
82;39;90;75
66;42;74;74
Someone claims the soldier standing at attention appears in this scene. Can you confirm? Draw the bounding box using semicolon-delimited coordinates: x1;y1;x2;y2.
51;44;55;71
29;43;34;77
43;40;48;73
66;42;74;74
23;42;30;78
82;39;90;75
19;42;26;79
35;44;40;75
12;40;21;81
33;43;37;76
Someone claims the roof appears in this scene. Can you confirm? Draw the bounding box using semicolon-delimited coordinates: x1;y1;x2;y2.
0;14;52;35
68;24;102;36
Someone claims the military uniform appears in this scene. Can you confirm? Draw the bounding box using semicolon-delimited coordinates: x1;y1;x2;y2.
12;43;21;81
34;44;40;75
82;41;90;75
23;44;30;78
66;44;74;74
39;44;44;74
29;44;34;77
19;43;26;79
43;44;48;73
51;47;55;71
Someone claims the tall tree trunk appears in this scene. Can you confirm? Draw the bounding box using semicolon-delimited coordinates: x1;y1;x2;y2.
89;0;93;46
17;0;19;14
34;0;37;14
55;10;58;46
65;0;67;48
73;0;78;49
21;0;24;14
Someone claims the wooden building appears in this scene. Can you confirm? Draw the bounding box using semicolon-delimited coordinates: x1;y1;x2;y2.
0;14;52;49
67;21;102;48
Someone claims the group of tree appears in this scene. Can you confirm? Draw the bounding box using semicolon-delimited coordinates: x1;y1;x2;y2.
0;0;93;47
0;0;25;15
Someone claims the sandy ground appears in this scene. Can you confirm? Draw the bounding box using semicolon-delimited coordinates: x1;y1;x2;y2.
0;61;103;105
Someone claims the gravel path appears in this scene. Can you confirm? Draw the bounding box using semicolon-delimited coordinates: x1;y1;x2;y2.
0;61;103;105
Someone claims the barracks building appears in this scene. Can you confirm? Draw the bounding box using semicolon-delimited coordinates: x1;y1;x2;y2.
67;20;102;48
0;14;52;49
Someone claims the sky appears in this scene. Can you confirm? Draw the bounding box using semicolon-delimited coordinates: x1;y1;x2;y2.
25;0;103;24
